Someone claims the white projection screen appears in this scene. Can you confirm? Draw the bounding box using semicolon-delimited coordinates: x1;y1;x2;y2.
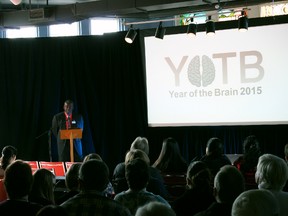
144;22;288;127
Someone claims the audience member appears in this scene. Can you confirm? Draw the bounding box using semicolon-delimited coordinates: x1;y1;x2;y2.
83;153;115;198
231;189;279;216
114;158;170;215
233;135;261;189
196;137;231;179
28;168;56;206
61;159;131;216
36;204;68;216
0;160;43;216
56;163;81;204
194;165;245;216
152;137;188;174
0;145;17;202
255;153;288;216
172;161;215;216
113;147;168;198
135;201;176;216
113;136;163;184
83;153;102;162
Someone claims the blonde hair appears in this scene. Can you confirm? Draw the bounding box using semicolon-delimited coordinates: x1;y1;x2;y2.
125;149;150;165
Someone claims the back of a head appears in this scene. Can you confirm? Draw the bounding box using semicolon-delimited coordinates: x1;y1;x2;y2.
214;165;245;204
125;158;150;191
65;163;82;190
79;159;109;192
243;135;260;153
1;145;17;170
4;159;33;199
36;205;68;216
232;189;279;216
187;161;212;188
255;153;288;191
135;201;176;216
125;149;150;165
206;137;223;156
30;168;56;202
83;153;102;162
130;136;149;156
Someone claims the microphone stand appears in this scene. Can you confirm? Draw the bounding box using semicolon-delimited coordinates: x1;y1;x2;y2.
35;128;53;162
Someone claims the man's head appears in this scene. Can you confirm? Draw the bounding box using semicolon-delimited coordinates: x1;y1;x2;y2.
4;159;33;199
214;165;245;204
78;159;109;192
206;137;223;156
232;189;279;216
125;158;150;191
255;153;288;191
63;99;74;115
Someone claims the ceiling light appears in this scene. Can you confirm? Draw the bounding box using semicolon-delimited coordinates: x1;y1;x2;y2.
238;10;248;32
206;16;215;36
187;18;197;37
155;22;166;39
125;25;137;44
10;0;22;5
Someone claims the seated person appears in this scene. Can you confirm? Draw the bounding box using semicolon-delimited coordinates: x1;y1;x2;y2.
60;159;131;216
255;153;288;216
194;165;245;216
152;137;188;175
113;137;165;191
113;149;169;198
114;158;170;215
197;137;231;180
232;189;279;216
0;160;43;215
172;161;215;216
233;135;261;189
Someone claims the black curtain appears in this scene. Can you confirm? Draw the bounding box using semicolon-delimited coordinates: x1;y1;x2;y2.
0;31;287;173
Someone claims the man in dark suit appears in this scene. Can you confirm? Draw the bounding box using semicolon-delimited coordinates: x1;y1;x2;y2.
52;99;83;162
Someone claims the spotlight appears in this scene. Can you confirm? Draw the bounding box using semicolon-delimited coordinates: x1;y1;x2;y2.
238;10;248;32
155;22;166;39
187;18;197;37
206;16;215;36
125;25;137;44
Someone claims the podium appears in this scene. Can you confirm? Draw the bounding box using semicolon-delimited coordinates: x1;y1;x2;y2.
60;129;82;162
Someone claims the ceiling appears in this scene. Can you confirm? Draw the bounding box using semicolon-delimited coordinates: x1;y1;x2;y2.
0;0;283;28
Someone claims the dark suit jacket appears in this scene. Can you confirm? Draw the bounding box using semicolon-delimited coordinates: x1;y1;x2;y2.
52;111;84;161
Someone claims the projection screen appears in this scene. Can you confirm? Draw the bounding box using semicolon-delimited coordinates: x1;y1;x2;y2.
144;22;288;126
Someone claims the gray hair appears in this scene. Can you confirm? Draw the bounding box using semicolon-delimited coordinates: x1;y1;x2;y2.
255;153;288;191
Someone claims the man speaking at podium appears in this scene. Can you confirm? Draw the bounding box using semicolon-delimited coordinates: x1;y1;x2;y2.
52;99;83;162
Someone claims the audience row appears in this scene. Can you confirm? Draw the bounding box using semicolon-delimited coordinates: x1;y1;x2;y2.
0;135;287;216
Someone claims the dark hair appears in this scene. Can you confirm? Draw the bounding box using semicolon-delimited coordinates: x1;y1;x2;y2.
4;160;33;199
187;161;212;188
1;145;17;170
65;163;81;190
125;158;150;191
241;135;261;172
206;137;223;156
152;137;187;173
79;159;109;192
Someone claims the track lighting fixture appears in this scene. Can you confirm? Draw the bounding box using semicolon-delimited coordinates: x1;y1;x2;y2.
10;0;22;5
206;16;215;36
125;25;137;44
187;18;197;37
238;10;248;32
155;22;166;39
